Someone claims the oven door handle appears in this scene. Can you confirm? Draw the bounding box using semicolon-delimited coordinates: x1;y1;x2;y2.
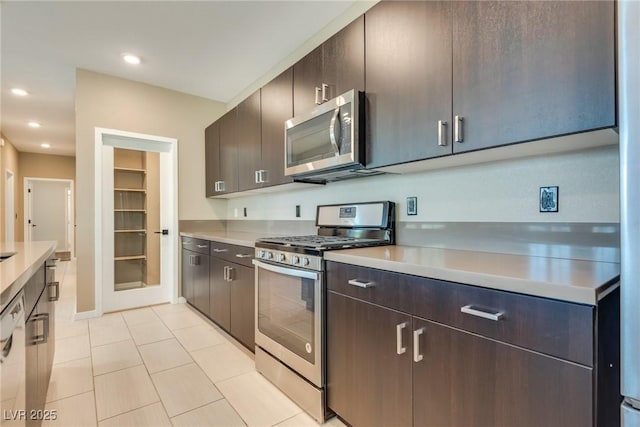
252;259;320;281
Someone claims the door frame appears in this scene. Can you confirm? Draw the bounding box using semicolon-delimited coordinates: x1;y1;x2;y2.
94;127;179;315
23;177;74;256
5;169;15;242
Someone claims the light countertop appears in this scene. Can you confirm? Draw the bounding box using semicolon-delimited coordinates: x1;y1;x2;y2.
1;241;56;311
324;245;620;305
180;231;273;247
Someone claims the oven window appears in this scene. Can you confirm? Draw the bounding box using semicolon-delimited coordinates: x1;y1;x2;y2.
257;267;316;364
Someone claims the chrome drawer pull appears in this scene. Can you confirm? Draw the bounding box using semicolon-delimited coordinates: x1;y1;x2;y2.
197;245;208;248
235;254;252;258
212;248;228;253
460;305;504;321
413;328;425;362
48;281;60;302
348;279;376;288
396;322;407;355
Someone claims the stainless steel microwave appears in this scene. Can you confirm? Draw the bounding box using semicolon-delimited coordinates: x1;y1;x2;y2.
285;89;370;181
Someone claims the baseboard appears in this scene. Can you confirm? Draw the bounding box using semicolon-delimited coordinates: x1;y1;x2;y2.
73;309;100;321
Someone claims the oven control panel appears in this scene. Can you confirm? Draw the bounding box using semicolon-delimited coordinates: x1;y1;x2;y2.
255;249;322;271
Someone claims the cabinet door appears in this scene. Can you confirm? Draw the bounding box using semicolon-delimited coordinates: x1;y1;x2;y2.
209;257;230;331
412;317;592;427
293;45;323;117
229;263;255;350
192;253;210;317
321;15;365;103
260;67;293;187
452;1;615;153
365;1;452;168
237;90;262;191
218;109;238;193
327;291;412;427
204;122;220;197
181;249;194;304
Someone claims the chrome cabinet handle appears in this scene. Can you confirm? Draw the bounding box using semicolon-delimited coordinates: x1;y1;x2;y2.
212;248;228;253
438;120;448;146
235;254;252;259
396;322;407;355
223;266;229;281
413;328;425;362
189;255;200;266
255;170;261;184
219;181;225;192
259;170;268;183
31;313;50;345
460;305;504;321
454;115;464;143
197;245;208;249
227;267;235;281
322;83;330;102
214;181;219;192
315;87;322;105
348;279;376;288
48;281;60;302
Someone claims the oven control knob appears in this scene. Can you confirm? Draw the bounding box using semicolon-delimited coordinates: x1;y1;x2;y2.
292;255;300;265
277;253;286;262
257;250;265;258
265;251;273;260
302;257;310;266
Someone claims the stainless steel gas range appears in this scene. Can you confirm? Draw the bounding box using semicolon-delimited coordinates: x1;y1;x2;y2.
252;201;395;423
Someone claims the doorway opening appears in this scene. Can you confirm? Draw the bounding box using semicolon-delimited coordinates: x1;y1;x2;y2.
5;170;15;242
24;177;74;259
95;128;178;314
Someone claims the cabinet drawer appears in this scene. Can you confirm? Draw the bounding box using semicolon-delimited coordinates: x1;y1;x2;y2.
413;279;594;367
326;262;414;314
210;241;254;268
181;237;210;255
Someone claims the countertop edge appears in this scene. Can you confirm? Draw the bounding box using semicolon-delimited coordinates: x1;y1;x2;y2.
324;250;618;306
1;242;56;312
180;231;259;248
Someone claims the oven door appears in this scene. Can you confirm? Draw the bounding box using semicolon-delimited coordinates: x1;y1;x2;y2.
254;260;323;387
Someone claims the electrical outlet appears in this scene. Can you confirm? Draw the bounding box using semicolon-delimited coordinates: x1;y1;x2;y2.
243;207;248;217
539;186;559;212
295;205;301;218
407;197;418;216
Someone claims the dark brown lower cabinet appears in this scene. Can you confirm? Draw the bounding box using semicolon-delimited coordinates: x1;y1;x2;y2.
326;261;618;427
413;318;592;427
229;263;255;350
327;292;412;427
210;257;231;331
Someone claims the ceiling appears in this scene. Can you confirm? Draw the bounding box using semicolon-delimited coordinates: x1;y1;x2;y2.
1;1;356;156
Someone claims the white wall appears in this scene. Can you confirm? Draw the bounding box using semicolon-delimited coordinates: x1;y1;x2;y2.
227;145;619;223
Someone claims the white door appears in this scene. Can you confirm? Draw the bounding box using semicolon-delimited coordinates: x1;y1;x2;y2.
26;180;70;249
98;129;178;313
5;171;14;242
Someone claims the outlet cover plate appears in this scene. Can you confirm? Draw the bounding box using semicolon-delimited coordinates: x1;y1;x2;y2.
539;186;559;212
407;197;418;216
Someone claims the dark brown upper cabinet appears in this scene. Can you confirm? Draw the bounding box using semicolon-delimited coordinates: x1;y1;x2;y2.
365;1;453;168
204;121;220;197
293;16;364;117
260;67;294;188
236;90;262;191
451;1;615;153
206;108;238;196
365;0;615;168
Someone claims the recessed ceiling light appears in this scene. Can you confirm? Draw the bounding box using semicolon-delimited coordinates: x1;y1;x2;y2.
122;53;141;65
28;121;41;128
11;88;29;96
40;143;51;149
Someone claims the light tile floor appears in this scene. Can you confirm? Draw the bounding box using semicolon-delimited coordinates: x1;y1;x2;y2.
45;260;347;427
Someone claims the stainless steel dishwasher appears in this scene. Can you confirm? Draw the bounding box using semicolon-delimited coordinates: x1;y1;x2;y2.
1;291;26;426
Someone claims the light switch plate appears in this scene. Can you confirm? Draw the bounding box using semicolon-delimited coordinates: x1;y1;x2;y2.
539;186;559;212
407;197;417;216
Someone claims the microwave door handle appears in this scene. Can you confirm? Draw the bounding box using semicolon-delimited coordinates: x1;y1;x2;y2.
329;107;341;156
